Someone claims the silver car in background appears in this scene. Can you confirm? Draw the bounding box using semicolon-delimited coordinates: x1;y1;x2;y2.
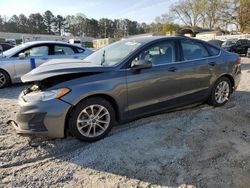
0;41;93;88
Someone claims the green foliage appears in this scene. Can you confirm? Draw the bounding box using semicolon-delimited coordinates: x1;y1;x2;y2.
0;11;152;38
162;22;181;34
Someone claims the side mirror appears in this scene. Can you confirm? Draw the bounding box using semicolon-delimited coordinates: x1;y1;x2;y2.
18;53;26;59
0;45;3;54
131;59;152;73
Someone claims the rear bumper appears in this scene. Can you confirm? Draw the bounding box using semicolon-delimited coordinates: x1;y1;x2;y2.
233;65;241;90
9;95;72;138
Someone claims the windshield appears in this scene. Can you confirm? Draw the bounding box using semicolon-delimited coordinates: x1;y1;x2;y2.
3;43;28;57
84;40;142;66
222;40;237;46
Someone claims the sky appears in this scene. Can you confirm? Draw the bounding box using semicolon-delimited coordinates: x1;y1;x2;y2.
0;0;175;23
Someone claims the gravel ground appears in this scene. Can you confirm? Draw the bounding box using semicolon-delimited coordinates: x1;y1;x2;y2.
0;58;250;188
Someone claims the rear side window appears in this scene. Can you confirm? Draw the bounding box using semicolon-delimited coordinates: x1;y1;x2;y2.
75;47;85;53
54;45;75;55
207;45;220;56
241;40;247;45
181;40;209;61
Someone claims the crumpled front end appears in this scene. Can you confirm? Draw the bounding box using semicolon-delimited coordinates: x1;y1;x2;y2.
9;86;72;138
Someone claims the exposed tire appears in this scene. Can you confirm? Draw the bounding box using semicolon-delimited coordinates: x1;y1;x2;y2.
0;70;10;89
69;97;115;142
208;77;233;107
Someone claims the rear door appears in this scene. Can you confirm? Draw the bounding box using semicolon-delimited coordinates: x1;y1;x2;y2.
176;39;214;102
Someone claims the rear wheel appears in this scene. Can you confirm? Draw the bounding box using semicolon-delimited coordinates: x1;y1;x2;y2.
0;70;10;89
69;97;115;142
208;77;233;107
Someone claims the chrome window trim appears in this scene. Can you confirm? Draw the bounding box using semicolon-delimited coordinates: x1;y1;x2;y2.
122;50;221;71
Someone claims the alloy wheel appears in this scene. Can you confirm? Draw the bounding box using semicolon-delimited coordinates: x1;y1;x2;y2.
0;72;6;88
76;104;110;138
215;81;230;104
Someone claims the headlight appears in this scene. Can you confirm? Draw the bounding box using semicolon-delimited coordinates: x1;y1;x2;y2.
22;88;71;102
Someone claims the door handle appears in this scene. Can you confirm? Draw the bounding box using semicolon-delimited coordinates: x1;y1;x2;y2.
208;62;216;66
168;67;177;72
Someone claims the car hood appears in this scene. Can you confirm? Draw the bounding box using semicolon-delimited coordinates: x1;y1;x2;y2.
0;54;5;59
21;59;114;82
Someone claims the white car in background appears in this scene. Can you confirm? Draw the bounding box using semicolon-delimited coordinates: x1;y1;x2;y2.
0;41;93;88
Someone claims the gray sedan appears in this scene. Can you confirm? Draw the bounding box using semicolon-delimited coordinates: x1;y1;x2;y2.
0;41;93;88
10;36;241;142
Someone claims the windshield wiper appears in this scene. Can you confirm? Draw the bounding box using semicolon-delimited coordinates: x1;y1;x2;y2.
101;50;106;65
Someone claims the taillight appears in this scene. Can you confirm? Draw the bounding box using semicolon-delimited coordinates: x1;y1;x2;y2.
236;57;241;64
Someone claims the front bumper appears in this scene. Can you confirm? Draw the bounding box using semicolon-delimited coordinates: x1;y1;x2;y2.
9;93;72;138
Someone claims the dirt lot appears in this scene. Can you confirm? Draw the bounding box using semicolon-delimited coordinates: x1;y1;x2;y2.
0;58;250;188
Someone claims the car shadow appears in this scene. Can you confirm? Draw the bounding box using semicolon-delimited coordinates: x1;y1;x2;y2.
26;89;250;187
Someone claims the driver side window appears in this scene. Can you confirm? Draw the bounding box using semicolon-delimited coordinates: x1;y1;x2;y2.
23;46;49;57
131;41;176;67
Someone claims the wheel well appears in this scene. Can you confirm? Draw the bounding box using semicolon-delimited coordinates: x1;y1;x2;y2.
220;74;235;88
83;94;120;121
64;94;120;136
0;68;11;83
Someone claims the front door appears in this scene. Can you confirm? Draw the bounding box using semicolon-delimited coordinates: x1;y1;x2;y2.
126;40;183;118
13;45;50;81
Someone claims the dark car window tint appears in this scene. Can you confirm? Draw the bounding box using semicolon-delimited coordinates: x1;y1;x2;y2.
236;40;242;45
54;45;75;55
241;40;248;45
132;41;176;66
23;46;49;57
181;40;209;60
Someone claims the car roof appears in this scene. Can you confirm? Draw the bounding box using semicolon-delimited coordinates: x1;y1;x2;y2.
124;36;183;43
23;41;85;48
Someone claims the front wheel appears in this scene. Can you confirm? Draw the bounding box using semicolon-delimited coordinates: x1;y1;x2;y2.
69;97;115;142
208;77;233;107
0;70;10;89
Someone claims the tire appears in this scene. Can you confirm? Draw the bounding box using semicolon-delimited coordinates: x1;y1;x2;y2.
0;70;10;89
69;97;115;142
208;77;233;107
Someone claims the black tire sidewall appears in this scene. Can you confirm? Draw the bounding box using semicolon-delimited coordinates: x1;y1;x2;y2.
69;97;115;142
209;77;232;107
0;70;10;89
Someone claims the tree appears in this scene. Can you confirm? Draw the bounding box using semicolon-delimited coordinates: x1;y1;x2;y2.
5;15;20;32
28;13;46;34
19;14;29;33
54;15;66;35
233;0;250;32
98;18;114;38
83;18;99;38
43;10;55;34
162;22;181;35
200;0;228;29
171;0;204;27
